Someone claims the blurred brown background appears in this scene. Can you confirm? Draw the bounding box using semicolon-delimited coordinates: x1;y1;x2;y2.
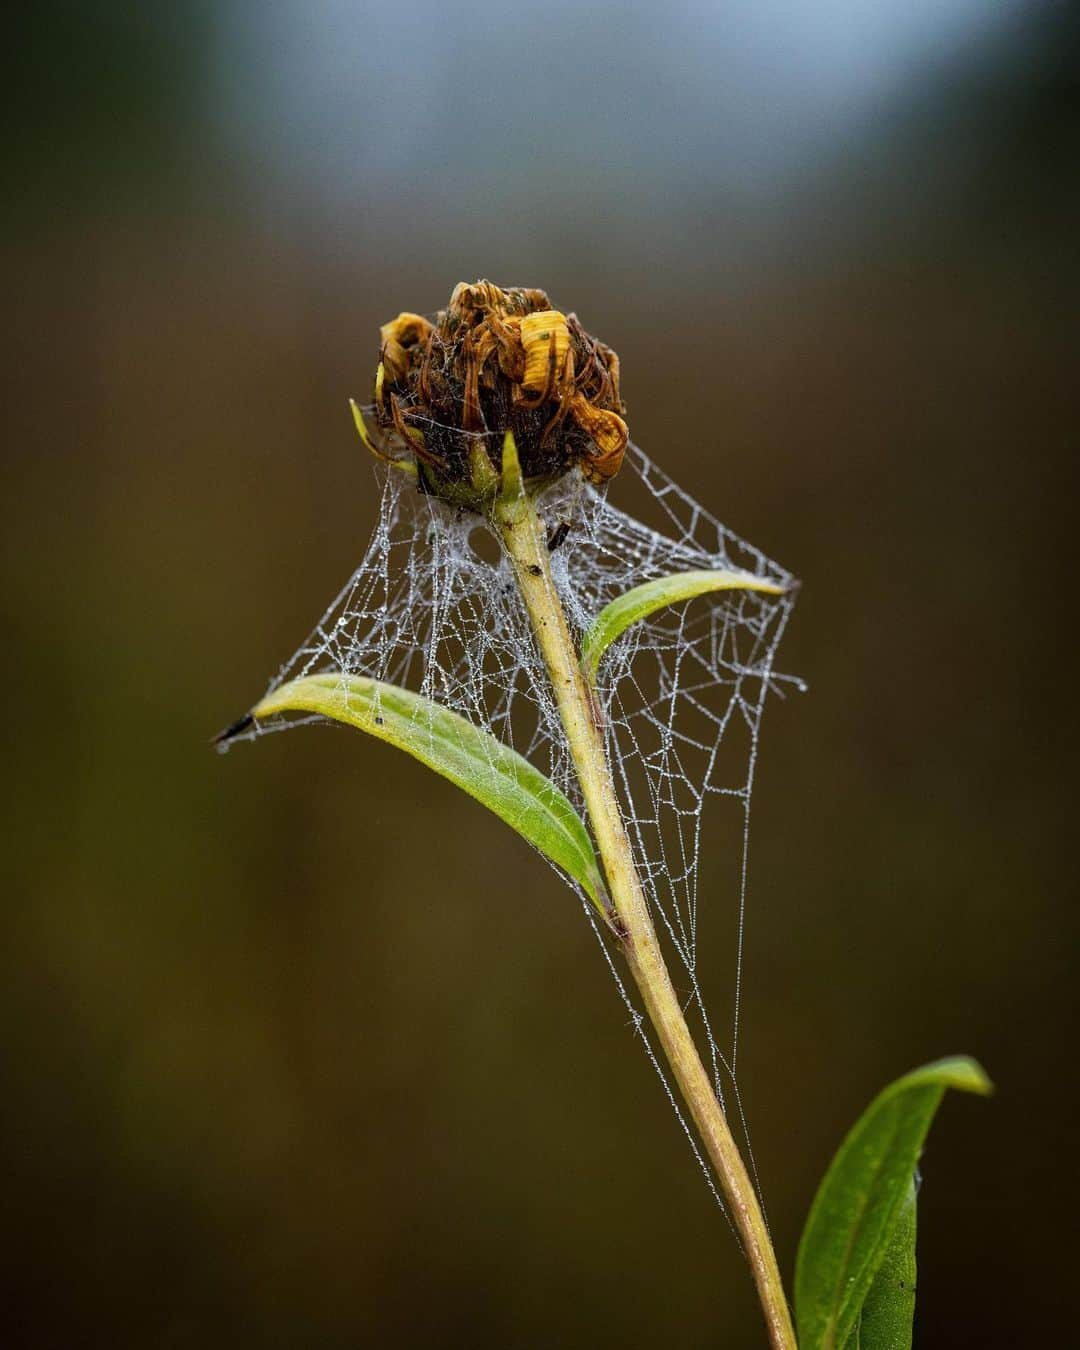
3;3;1077;1346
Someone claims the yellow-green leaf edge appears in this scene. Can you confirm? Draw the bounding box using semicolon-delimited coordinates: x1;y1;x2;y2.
580;568;788;681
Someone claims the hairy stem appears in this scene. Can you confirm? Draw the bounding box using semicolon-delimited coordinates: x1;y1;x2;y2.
493;436;797;1350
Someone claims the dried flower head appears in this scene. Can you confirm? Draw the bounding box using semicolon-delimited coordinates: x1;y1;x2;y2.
361;281;628;510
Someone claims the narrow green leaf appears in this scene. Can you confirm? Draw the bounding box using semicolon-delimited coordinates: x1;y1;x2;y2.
252;673;609;922
846;1179;918;1350
795;1056;991;1350
579;568;787;681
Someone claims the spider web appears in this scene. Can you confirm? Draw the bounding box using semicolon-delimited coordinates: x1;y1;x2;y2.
230;427;800;1219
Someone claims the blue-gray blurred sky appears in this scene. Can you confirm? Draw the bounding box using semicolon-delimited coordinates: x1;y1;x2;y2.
217;1;1024;209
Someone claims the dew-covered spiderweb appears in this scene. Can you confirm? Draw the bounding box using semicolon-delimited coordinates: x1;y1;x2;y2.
231;424;799;1221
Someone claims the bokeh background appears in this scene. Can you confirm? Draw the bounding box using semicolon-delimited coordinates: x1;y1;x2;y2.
3;3;1077;1346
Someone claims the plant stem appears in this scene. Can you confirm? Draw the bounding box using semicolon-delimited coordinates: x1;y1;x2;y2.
493;440;797;1350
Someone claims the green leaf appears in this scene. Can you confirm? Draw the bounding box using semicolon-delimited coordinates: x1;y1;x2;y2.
252;673;610;923
845;1179;918;1350
794;1056;992;1350
579;568;787;681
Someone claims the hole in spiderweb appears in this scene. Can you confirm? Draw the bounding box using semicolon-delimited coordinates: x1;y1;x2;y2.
467;524;502;568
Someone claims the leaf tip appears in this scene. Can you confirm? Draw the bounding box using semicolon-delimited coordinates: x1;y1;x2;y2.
930;1055;994;1097
212;712;254;748
500;428;524;497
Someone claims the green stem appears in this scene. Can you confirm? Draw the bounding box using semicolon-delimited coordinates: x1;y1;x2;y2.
493;434;797;1350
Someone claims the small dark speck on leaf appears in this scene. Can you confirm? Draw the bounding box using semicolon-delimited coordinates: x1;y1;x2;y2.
528;564;542;576
374;716;384;725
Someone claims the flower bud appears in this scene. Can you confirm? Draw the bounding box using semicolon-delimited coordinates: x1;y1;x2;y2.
364;281;628;509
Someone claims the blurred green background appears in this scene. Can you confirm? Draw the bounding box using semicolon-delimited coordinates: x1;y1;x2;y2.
3;3;1076;1346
